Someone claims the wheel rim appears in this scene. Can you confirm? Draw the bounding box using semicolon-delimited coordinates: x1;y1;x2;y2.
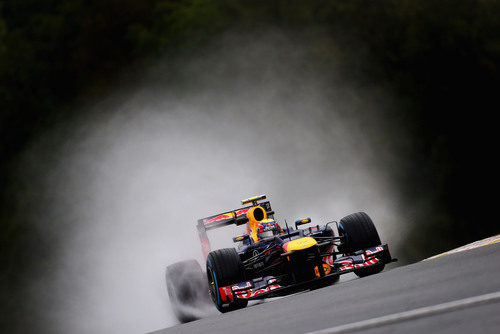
207;267;217;303
206;260;222;308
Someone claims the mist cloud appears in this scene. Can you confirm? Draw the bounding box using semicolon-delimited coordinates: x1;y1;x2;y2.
17;30;413;333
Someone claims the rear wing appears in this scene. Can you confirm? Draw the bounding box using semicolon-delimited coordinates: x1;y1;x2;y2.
196;198;274;258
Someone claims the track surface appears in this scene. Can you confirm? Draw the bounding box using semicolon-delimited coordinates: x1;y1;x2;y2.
150;241;500;334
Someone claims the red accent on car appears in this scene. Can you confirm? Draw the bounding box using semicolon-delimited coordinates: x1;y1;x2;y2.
323;245;335;265
339;257;380;271
218;286;234;302
206;208;251;224
282;242;290;253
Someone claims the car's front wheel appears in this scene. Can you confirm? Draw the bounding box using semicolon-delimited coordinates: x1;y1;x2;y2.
338;212;385;277
206;248;248;312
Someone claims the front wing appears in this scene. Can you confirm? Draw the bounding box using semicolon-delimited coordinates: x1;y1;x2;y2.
217;244;394;303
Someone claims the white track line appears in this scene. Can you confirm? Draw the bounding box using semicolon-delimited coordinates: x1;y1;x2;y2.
306;291;500;334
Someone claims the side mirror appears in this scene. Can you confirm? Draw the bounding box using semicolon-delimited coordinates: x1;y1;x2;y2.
295;218;311;229
233;234;250;243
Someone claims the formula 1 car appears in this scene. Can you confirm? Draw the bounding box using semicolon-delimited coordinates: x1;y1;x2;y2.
166;195;396;321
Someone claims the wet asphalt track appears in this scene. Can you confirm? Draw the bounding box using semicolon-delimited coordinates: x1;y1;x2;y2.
150;241;500;334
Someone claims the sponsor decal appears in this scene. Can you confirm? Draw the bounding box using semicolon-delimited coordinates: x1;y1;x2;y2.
314;264;332;277
365;246;384;255
206;208;250;224
218;286;234;302
283;237;317;252
339;258;379;271
234;279;280;299
231;281;252;291
323;245;335;265
253;261;264;269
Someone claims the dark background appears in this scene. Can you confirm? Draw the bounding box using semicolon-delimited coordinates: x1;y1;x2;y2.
1;0;499;332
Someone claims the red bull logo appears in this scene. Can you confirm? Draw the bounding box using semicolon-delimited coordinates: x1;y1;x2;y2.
206;208;250;224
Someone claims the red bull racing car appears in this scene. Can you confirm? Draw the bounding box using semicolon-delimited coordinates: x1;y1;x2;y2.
166;195;396;321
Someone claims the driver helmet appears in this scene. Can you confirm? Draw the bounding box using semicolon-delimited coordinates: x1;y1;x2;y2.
256;219;283;240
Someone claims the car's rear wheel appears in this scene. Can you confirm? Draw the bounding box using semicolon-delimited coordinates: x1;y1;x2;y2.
166;259;210;323
206;248;248;312
338;212;385;277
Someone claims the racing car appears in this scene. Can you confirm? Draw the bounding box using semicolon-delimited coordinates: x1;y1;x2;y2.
166;195;396;321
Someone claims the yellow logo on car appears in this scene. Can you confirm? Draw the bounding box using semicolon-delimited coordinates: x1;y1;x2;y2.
283;237;317;252
314;264;332;277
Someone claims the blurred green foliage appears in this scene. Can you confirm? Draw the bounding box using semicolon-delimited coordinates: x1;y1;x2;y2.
1;0;498;156
0;0;499;330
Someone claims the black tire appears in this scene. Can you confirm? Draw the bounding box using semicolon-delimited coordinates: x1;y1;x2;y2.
206;248;248;312
338;212;385;277
166;259;211;323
